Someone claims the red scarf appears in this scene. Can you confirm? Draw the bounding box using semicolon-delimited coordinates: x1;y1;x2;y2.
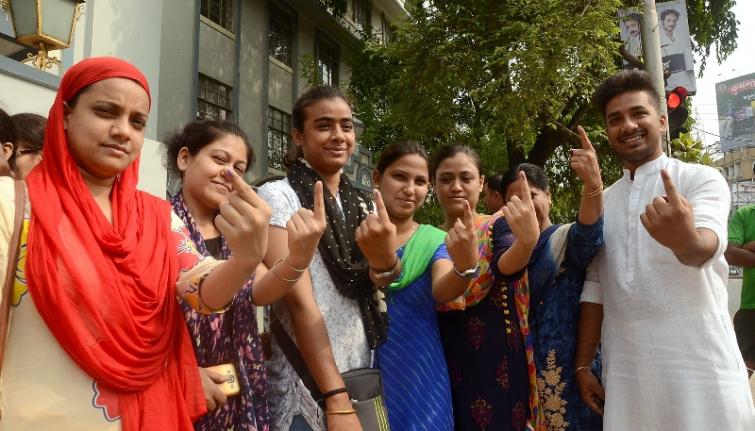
25;57;206;430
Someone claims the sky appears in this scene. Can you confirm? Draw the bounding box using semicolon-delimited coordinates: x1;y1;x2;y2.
690;1;755;154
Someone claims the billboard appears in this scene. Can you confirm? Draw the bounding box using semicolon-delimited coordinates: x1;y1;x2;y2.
716;73;755;151
618;0;696;94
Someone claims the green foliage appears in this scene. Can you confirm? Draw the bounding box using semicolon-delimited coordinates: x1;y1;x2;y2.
346;0;738;224
670;132;712;165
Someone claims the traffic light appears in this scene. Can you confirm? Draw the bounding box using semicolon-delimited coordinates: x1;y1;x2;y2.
666;87;689;140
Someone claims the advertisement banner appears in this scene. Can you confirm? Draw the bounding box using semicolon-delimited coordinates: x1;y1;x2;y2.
716;73;755;151
618;0;697;94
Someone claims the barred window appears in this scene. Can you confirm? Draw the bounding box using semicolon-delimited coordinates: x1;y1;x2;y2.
197;74;233;121
268;4;293;66
267;107;291;171
352;0;371;30
200;0;234;32
316;33;339;87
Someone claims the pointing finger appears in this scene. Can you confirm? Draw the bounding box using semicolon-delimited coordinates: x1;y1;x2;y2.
373;189;390;221
519;171;532;205
313;181;325;221
223;168;265;207
660;169;682;206
462;200;475;229
577;125;595;152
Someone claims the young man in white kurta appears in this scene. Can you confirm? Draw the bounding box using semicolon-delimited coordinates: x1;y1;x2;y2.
575;70;755;431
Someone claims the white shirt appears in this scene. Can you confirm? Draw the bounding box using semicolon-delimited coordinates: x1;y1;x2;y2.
582;155;755;430
258;178;371;431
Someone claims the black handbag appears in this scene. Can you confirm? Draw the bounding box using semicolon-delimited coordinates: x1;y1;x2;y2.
271;317;390;431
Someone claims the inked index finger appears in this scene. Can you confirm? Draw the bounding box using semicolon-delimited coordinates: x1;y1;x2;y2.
660;169;682;206
577;125;595;152
373;189;390;221
462;200;475;229
313;180;325;221
223;168;264;206
519;171;532;205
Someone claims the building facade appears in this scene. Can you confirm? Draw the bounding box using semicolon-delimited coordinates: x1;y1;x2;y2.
0;0;407;194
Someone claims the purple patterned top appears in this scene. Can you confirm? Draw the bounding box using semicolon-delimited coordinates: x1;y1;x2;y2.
171;192;270;431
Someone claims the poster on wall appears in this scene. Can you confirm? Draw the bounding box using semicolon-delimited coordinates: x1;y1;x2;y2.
716;73;755;151
618;0;697;94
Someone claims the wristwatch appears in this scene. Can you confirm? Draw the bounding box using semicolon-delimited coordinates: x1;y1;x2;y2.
453;263;480;279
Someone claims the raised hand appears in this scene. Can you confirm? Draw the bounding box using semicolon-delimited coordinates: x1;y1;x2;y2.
500;171;540;246
571;126;602;192
445;200;479;272
356;189;398;270
639;169;695;251
286;181;327;269
215;169;272;266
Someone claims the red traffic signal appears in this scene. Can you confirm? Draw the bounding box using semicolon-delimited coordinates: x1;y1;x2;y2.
667;87;688;110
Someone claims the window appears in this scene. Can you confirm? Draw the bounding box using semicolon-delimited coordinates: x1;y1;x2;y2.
352;0;371;30
197;74;233;121
268;4;293;66
267;107;291;171
316;33;339;87
380;12;394;44
200;0;234;32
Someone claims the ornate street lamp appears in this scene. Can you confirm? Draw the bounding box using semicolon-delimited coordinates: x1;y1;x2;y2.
5;0;86;70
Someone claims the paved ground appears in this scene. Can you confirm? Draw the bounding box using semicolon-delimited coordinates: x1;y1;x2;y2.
726;278;755;403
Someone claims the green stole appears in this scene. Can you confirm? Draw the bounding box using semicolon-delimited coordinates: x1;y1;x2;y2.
389;224;447;291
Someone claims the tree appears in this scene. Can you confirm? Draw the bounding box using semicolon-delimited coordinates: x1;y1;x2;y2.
346;0;737;223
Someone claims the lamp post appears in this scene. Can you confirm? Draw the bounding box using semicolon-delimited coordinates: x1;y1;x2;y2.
7;0;86;70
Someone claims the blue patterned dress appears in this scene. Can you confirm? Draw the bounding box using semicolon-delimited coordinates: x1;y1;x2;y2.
491;218;604;431
375;243;454;431
171;193;270;431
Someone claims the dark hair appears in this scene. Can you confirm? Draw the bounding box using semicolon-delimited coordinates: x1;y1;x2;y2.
162;119;254;178
592;69;661;118
430;144;482;180
500;163;549;196
485;174;503;192
10;113;46;169
626;13;640;23
375;141;429;174
0;107;17;168
283;85;351;169
660;9;680;21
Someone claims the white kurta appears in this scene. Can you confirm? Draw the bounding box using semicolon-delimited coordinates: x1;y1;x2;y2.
581;155;755;430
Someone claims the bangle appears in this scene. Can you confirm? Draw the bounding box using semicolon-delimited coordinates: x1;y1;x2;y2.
326;409;357;416
283;256;308;273
271;260;304;283
322;387;348;400
582;183;603;199
370;256;400;274
575;366;591;374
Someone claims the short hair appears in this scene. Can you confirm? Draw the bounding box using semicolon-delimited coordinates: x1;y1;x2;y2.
0;107;17;167
660;9;680;21
431;144;482;180
284;85;352;169
11;113;46;165
626;12;640;23
375;140;429;174
162;119;254;179
500;163;548;196
592;69;661;117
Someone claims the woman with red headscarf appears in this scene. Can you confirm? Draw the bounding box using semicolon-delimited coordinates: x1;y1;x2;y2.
0;57;271;430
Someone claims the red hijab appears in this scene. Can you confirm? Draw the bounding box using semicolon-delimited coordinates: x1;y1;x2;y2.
25;57;205;430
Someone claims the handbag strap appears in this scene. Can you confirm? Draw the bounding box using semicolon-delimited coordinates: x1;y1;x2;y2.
0;180;26;371
270;314;324;402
